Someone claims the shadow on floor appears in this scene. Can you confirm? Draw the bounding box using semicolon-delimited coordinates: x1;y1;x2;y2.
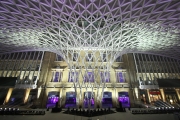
63;108;116;117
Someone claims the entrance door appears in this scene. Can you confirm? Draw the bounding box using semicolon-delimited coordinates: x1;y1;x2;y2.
47;91;59;108
118;92;130;108
102;92;112;108
65;92;76;108
84;92;94;108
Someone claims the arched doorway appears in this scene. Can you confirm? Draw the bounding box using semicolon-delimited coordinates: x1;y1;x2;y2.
83;92;95;108
102;92;112;108
65;91;76;108
46;91;59;108
118;92;130;108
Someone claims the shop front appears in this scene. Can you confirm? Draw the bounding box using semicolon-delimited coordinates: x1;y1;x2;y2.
149;90;162;103
164;89;179;104
140;90;149;104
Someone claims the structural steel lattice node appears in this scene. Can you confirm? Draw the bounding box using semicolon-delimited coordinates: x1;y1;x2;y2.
0;0;179;59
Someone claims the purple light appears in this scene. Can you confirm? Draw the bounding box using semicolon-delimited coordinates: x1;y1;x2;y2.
47;96;59;104
84;72;94;82
83;98;95;107
68;72;78;82
53;72;60;82
101;72;110;82
118;97;130;108
91;99;94;105
118;72;125;82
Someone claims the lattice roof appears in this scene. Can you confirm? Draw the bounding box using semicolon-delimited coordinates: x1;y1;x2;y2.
0;0;180;59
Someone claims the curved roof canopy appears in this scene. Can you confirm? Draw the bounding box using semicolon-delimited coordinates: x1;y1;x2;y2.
0;0;180;59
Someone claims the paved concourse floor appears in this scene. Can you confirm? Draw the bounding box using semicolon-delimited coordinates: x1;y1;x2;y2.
0;108;176;120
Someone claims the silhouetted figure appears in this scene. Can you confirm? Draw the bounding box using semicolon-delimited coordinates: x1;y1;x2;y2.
71;108;74;113
119;101;122;109
100;108;103;114
75;109;78;114
67;107;70;113
55;102;58;108
108;107;110;113
97;105;100;109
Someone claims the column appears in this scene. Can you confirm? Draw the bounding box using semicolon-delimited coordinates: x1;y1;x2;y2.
128;89;135;107
175;89;180;101
160;89;166;102
23;88;31;103
134;87;140;100
4;88;13;104
92;89;97;109
111;89;116;107
38;52;56;107
78;88;83;108
76;88;80;108
114;88;117;106
39;52;56;83
60;87;63;107
37;87;42;99
147;89;151;103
